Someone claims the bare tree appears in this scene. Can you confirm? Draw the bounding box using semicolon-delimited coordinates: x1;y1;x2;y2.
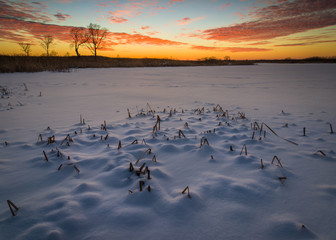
70;27;88;57
18;42;31;56
40;35;54;56
86;23;108;57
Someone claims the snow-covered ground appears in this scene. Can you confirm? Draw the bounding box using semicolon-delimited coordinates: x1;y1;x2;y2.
0;64;335;240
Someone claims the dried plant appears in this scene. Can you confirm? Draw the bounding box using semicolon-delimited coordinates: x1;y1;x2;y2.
7;200;19;216
182;186;191;198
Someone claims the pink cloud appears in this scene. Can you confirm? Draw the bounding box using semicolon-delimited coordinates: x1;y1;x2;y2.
196;0;336;42
177;17;191;25
108;16;128;23
219;3;232;10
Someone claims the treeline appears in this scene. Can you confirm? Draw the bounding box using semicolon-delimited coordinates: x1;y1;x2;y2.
18;23;108;57
0;55;252;73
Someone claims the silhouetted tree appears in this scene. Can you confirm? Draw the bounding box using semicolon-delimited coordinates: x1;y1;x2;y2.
40;35;54;56
85;23;108;57
18;42;31;56
70;27;88;57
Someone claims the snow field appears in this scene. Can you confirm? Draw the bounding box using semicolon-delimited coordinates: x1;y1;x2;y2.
0;64;335;239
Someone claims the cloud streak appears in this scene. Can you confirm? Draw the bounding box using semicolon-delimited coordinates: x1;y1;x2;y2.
197;0;336;42
191;45;271;52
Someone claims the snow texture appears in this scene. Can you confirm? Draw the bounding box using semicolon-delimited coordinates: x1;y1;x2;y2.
0;64;335;240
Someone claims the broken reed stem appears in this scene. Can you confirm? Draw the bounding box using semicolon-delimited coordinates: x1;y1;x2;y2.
129;162;134;172
330;124;334;134
136;148;152;164
182;186;191;198
178;129;186;138
43;151;49;162
271;156;283;168
315;150;326;157
127;108;131;118
147;103;154;115
152;155;157;162
252;131;255;140
118;140;122;150
279;177;287;184
240;144;247;156
303;127;306;136
200;138;209;147
73;165;80;173
7;200;19;216
260;159;264;169
139;181;145;192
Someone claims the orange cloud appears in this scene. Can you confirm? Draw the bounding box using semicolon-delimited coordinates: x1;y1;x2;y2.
191;45;271;52
177;17;191;25
109;33;186;46
0;17;73;43
197;0;336;42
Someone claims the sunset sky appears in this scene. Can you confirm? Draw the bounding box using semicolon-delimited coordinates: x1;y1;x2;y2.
1;0;336;60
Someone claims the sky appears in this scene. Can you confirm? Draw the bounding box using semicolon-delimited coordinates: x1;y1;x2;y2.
0;0;336;60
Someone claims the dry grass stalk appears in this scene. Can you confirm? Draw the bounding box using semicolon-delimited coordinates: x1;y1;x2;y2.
87;125;91;130
260;159;264;169
303;127;306;136
38;134;43;142
73;165;80;173
200;138;209;147
182;186;191;198
139;180;145;192
178;129;186;138
104;134;108;141
315;150;326;157
238;112;246;119
147;185;151;192
230;145;233;151
118;140;122;150
127;108;131;118
252;131;255;140
47;135;55;145
271;156;283;168
136;148;152;164
142;138;147;145
139;162;146;172
153;115;161;133
184;122;189;128
262;122;298;146
131;139;138;144
330;124;333;134
146;167;151;179
58;164;63;170
240;144;247;156
43;150;49;162
169;109;172;117
129;162;134;172
152;155;157;162
23;83;28;91
7;200;19;216
147;103;154;115
279;177;287;184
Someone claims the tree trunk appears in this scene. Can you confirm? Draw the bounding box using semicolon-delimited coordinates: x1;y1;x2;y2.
75;47;80;57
